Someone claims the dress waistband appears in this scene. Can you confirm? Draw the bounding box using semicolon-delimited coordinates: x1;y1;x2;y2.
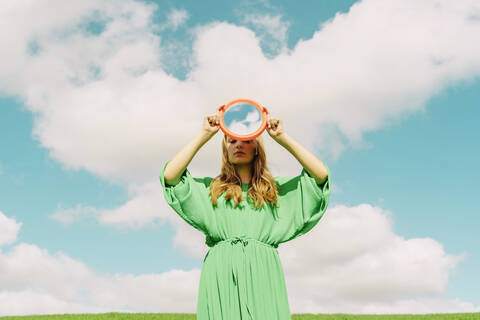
213;236;278;249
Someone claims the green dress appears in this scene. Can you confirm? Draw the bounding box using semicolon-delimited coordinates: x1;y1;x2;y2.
159;160;331;320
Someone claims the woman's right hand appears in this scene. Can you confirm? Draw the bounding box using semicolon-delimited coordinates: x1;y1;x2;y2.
201;108;222;137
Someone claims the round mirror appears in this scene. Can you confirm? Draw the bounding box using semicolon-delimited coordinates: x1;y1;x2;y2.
218;99;269;141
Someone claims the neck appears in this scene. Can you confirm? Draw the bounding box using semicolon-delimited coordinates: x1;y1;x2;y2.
235;163;252;184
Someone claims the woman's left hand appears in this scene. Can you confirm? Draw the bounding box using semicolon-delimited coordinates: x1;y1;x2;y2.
266;114;285;141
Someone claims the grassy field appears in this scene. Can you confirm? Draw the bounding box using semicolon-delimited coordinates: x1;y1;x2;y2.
0;313;479;320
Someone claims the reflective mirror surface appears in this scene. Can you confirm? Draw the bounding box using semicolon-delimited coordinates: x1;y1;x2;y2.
223;102;262;136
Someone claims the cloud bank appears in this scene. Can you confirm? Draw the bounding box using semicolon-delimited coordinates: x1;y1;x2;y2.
2;204;479;315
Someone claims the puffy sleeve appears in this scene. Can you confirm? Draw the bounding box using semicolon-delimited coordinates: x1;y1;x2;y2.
274;164;331;243
159;160;214;234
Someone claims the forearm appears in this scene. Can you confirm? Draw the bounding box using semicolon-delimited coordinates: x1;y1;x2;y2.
163;130;213;185
276;133;328;184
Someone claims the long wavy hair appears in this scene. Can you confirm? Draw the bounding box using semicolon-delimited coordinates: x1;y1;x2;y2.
209;134;279;210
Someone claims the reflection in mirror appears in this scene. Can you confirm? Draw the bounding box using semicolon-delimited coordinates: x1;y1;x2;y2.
223;102;262;135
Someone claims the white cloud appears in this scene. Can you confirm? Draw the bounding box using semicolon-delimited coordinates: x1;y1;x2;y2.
49;203;98;225
0;211;22;246
2;0;480;185
3;205;480;315
0;212;200;316
0;289;108;316
48;181;210;258
241;13;290;56
47;182;169;230
0;241;200;316
164;8;189;31
279;204;477;313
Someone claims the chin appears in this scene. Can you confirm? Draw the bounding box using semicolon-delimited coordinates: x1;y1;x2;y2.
230;158;253;165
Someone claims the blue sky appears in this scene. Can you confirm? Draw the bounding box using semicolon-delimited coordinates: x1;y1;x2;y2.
1;0;479;315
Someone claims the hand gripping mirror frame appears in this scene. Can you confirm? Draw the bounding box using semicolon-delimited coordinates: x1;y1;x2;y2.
217;99;270;141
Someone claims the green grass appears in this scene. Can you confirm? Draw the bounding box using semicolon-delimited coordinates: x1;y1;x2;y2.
0;313;479;320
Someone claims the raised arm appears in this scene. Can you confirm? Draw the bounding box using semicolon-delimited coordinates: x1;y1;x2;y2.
265;115;329;185
163;110;221;186
276;134;328;185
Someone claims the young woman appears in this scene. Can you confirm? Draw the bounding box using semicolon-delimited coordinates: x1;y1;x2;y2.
160;109;331;319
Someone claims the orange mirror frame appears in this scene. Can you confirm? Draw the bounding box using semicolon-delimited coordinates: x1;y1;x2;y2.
217;99;269;141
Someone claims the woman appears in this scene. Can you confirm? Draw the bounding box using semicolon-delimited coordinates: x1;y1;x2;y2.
160;109;331;320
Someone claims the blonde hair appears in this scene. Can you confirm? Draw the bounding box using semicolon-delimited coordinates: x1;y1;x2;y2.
209;134;279;210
